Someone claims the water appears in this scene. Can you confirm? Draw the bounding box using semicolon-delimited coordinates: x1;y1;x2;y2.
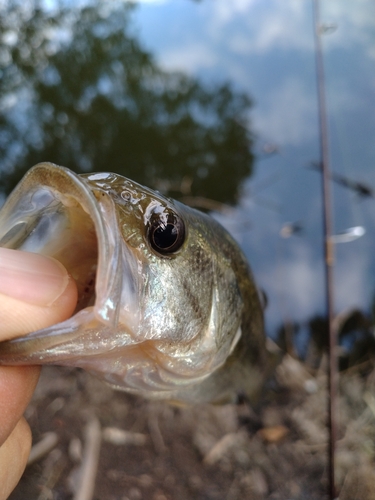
0;0;374;351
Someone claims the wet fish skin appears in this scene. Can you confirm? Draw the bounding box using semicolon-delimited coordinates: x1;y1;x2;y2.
0;163;269;404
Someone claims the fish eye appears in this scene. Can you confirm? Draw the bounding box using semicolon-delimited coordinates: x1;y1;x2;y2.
148;211;185;255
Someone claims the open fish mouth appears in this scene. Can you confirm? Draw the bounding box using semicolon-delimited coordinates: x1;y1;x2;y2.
0;163;248;401
0;165;140;363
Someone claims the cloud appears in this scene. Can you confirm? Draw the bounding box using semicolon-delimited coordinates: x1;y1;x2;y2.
253;77;317;145
157;43;218;73
207;0;374;58
262;240;324;323
134;0;169;4
208;0;257;25
322;0;375;58
207;0;314;53
138;1;373;149
258;237;370;332
334;247;371;312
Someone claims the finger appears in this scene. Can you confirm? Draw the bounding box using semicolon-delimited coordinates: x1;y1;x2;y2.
0;248;78;340
0;248;78;445
0;365;40;446
0;417;32;500
0;283;77;340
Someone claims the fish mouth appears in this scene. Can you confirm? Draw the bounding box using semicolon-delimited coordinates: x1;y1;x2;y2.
0;163;233;400
0;163;138;363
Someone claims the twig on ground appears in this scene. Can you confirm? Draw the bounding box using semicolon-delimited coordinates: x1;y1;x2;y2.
102;427;147;446
73;417;102;500
27;432;59;467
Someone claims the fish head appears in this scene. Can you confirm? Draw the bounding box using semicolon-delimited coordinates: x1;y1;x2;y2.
0;163;258;402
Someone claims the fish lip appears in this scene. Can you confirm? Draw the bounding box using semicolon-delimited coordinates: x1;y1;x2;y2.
0;162;139;359
0;162;136;329
31;163;127;328
48;163;137;327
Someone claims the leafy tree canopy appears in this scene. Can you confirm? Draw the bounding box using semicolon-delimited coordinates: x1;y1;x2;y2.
0;0;254;205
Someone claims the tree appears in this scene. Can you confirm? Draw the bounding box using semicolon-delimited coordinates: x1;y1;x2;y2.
0;0;254;206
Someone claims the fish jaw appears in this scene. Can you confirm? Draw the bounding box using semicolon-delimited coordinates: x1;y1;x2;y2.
0;163;140;350
0;307;231;397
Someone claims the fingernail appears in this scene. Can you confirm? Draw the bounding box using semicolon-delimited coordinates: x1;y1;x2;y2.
0;248;69;306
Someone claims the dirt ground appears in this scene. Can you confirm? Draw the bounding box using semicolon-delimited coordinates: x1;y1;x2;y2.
9;355;375;500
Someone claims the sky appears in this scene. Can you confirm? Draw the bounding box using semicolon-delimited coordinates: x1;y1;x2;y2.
132;0;375;337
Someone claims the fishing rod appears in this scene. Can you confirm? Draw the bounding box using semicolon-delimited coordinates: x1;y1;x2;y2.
312;0;338;498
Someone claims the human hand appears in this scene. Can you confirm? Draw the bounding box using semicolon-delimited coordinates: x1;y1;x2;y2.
0;248;77;499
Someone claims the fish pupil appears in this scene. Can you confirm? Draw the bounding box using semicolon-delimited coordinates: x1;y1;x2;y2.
149;213;185;254
154;223;177;249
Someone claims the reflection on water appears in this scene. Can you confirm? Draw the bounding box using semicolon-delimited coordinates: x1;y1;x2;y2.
2;1;375;498
1;0;375;349
0;1;253;207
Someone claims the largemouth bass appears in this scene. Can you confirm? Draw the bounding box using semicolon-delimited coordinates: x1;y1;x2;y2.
0;163;270;404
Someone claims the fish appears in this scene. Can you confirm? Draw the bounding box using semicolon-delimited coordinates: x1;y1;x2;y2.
0;162;271;404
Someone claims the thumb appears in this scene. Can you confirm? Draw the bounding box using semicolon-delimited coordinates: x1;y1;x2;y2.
0;247;78;447
0;418;32;500
0;247;78;339
0;248;78;498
